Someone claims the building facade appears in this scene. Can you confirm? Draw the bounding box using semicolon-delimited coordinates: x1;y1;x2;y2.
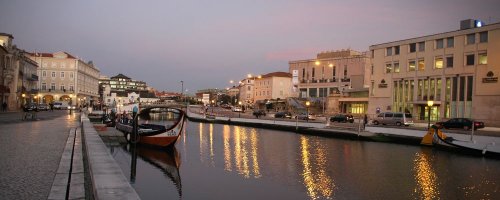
1;33;39;111
289;49;371;115
368;19;500;126
29;51;100;107
99;74;155;107
238;76;256;108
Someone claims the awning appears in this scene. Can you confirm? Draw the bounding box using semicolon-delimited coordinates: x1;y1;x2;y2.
338;97;369;102
412;100;442;105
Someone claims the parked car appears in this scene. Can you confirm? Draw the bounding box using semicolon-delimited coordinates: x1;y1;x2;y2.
435;118;485;130
252;110;266;118
232;106;243;112
220;104;232;109
38;103;49;111
372;112;413;126
23;103;38;112
295;113;316;120
330;114;354;123
274;111;292;119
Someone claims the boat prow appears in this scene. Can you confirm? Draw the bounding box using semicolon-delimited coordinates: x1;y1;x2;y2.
421;126;500;158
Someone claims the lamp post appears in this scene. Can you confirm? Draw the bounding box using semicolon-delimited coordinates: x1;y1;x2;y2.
427;100;434;129
69;94;74;114
180;80;184;106
22;93;26;102
238;101;242;118
306;101;310;122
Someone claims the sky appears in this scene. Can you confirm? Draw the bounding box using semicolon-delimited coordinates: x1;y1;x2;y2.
1;0;499;94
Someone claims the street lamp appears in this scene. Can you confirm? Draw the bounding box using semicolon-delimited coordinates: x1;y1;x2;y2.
238;101;242;118
306;101;311;122
427;100;434;129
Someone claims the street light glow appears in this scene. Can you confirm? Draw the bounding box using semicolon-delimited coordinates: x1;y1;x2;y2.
315;61;320;66
427;101;434;107
306;101;310;106
328;63;333;67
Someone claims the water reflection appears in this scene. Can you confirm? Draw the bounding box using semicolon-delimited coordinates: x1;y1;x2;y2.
412;149;439;199
300;136;335;200
126;144;182;198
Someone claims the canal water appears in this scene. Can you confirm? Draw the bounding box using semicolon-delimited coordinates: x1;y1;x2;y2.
109;121;500;199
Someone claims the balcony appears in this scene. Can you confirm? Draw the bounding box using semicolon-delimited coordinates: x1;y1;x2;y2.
341;78;350;82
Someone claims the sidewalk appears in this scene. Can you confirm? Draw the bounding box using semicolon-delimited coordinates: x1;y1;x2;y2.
0;111;80;199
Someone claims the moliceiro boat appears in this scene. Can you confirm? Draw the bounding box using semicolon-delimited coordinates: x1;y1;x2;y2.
421;125;500;157
116;107;186;148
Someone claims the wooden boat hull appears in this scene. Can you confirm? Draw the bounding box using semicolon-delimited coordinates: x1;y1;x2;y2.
424;127;500;157
116;108;186;148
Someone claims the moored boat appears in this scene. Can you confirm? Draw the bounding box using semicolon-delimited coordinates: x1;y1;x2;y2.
421;126;500;157
116;107;186;148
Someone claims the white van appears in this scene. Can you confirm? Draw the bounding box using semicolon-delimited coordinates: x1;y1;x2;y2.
373;112;414;126
53;101;70;110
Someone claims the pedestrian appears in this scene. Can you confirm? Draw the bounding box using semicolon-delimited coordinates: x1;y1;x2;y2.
2;102;7;112
364;114;368;129
49;102;54;111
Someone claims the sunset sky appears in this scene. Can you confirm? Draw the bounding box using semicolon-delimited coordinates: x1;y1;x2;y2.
1;0;499;93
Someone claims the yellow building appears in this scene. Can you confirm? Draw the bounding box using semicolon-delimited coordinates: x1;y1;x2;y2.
253;72;292;111
369;19;500;126
289;49;371;114
29;52;100;107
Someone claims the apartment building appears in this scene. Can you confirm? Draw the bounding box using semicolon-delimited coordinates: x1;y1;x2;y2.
289;49;371;114
99;74;154;107
238;75;256;107
1;33;39;111
253;72;292;111
29;51;100;107
368;19;500;126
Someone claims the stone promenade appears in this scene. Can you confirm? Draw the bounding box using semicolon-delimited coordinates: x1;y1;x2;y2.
0;110;80;199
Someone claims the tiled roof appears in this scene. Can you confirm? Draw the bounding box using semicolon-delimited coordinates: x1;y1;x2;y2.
111;73;131;80
261;72;292;78
28;52;77;59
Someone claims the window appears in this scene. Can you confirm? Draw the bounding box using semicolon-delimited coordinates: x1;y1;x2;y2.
467;34;475;45
435;57;443;69
343;65;347;77
479;31;488;43
42;71;46;77
60;85;65;91
51;72;56;77
447;37;454;47
394;46;400;55
409;60;416;71
70;72;74;78
332;66;336;77
41;83;46;90
418;42;425;52
394;62;400;73
69;85;74;91
51;83;56;90
409;43;416;53
418;59;425;71
60;72;65;78
370;65;373;75
386;63;392;73
478;52;487;65
466;54;475;66
436;39;444;49
386;47;392;56
446;56;453;68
